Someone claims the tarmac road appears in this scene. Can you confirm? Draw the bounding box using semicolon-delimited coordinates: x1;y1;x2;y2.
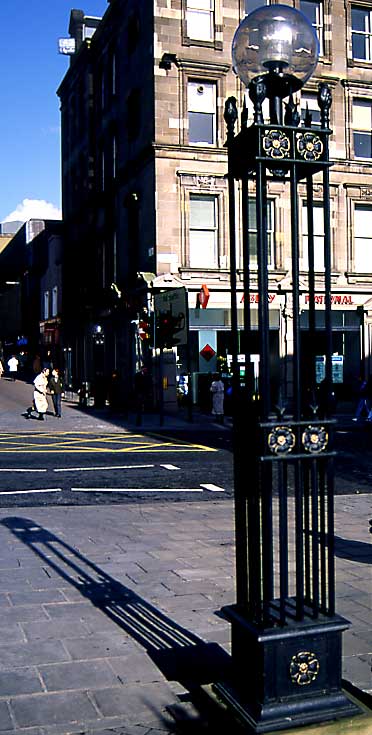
0;377;234;506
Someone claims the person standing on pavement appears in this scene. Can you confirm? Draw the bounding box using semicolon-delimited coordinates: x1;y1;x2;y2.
353;375;372;421
7;355;19;381
0;360;3;379
27;367;50;421
210;373;225;424
48;367;65;418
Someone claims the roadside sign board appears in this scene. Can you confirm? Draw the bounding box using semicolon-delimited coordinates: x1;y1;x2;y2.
154;288;188;346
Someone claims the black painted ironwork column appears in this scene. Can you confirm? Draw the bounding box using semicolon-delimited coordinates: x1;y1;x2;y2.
215;5;361;732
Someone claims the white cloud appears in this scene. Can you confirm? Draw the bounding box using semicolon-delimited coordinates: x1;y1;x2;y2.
2;198;62;223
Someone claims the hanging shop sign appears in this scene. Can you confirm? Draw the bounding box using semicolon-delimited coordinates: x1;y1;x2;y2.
197;284;210;309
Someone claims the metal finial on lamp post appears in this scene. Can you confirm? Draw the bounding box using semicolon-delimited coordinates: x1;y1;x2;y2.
215;5;362;732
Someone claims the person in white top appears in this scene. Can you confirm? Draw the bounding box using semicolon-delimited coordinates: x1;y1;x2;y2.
26;368;50;421
210;373;225;424
7;355;19;381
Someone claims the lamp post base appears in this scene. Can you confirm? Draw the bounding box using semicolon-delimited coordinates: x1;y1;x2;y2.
214;604;362;733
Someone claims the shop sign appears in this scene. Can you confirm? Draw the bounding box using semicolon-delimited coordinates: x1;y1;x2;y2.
197;284;210;309
304;294;354;306
240;293;276;303
154;287;188;346
200;344;216;362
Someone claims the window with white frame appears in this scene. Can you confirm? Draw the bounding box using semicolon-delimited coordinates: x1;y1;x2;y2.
300;92;321;127
189;193;218;267
112;135;117;179
247;198;274;266
112;52;116;95
353;99;372;158
354;204;372;272
113;232;117;283
300;0;324;56
186;0;214;42
245;0;269;14
101;148;105;190
188;81;217;145
351;6;372;62
302;201;325;271
52;287;58;317
101;68;105;109
44;291;50;320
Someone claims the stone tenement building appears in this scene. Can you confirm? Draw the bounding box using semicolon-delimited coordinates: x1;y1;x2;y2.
58;0;372;401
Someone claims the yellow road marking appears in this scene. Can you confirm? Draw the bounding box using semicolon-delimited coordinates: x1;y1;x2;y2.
0;431;216;453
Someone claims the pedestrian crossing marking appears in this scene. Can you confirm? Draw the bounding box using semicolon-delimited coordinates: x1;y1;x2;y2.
0;431;216;453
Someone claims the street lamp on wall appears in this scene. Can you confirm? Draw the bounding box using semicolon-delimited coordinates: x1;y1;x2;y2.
215;5;361;732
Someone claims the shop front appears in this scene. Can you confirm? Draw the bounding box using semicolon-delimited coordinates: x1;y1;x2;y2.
174;288;371;409
183;290;282;408
299;292;368;401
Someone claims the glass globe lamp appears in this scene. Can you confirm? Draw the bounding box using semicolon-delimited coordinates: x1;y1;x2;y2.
232;4;319;95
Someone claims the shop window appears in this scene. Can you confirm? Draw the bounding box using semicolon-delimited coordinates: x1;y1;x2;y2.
354;204;372;272
247;198;274;267
188;81;216;145
351;6;372;62
302;201;325;271
186;0;214;42
300;92;321;127
353;99;372;158
189;193;218;267
300;0;324;56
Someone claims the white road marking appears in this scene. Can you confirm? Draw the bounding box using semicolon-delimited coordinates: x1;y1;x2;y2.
0;469;47;472
200;483;225;492
159;464;180;471
0;489;62;495
71;488;204;493
53;464;155;473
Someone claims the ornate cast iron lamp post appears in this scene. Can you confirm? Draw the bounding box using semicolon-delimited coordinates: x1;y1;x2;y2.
217;5;361;731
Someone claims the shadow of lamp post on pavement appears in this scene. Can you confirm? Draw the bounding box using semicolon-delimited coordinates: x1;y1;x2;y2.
214;4;364;732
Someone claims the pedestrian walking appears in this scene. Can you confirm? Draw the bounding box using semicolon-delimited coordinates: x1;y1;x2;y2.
0;360;3;379
353;375;372;422
48;367;65;418
210;373;225;424
26;367;50;421
7;355;19;381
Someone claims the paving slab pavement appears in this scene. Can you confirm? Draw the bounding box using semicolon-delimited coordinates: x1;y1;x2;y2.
0;493;369;734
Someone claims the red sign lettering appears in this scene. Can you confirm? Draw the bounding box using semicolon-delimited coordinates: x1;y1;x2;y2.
304;294;354;306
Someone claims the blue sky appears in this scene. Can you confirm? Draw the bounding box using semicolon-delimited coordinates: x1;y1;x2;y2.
0;0;108;224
